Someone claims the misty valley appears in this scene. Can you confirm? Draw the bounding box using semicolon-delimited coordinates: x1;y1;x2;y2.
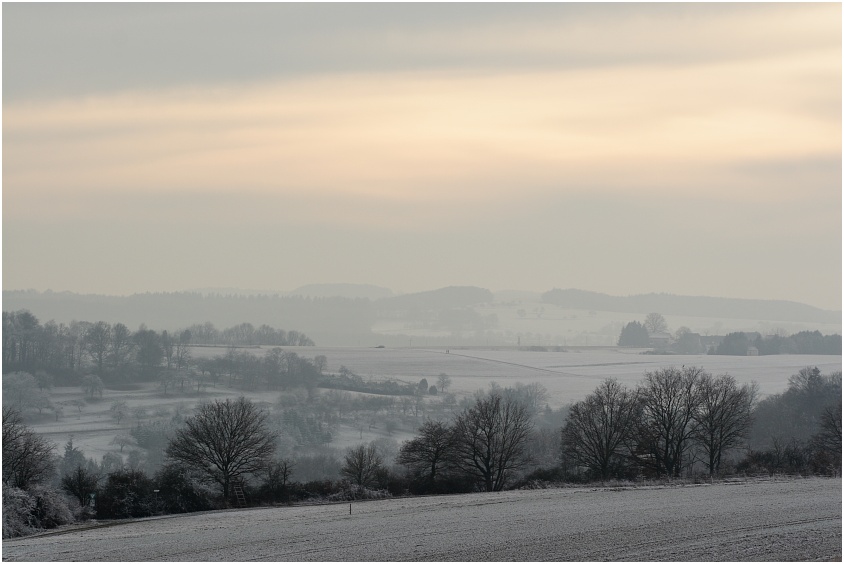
2;298;841;561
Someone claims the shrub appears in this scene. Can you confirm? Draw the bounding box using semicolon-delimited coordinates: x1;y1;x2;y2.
96;469;155;519
27;484;74;529
288;479;338;501
327;482;392;502
2;484;73;538
2;484;36;538
154;464;216;514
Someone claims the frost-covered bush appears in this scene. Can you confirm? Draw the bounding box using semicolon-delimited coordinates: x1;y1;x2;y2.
27;484;74;529
2;483;73;538
2;484;36;538
70;499;96;522
288;479;338;502
154;464;216;514
97;469;155;519
327;481;392;502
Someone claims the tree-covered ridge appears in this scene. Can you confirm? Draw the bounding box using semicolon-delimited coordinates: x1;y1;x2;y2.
543;288;840;324
716;330;842;355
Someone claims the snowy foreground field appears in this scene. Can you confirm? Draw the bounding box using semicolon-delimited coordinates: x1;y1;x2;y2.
3;478;840;561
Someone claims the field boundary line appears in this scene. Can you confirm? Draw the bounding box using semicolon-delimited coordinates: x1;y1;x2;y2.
428;349;602;380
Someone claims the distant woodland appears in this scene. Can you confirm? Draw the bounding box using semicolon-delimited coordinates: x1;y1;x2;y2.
4;287;841;347
2;309;314;385
542;288;841;324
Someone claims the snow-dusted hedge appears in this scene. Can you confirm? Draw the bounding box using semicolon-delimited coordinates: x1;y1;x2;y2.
2;483;74;538
327;482;392;502
3;484;36;538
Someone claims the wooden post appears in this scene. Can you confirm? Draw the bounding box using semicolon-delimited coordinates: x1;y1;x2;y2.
349;503;352;515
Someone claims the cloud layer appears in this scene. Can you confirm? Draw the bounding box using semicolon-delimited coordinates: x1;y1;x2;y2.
2;3;841;308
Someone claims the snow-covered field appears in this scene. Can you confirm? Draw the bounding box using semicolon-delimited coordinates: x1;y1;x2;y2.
297;346;841;404
3;478;840;561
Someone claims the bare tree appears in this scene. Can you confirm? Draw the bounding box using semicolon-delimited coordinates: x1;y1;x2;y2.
397;420;456;486
33;370;54;393
110;401;129;425
812;402;842;468
109;322;134;379
341;443;383;487
84;321;111;377
634;366;703;477
174;330;192;371
561;379;640;480
451;392;533;491
166;397;276;505
512;382;549;416
2;406;55;489
61;465;100;507
263;458;295;503
313;355;328;374
111;434;135;453
2;372;39;412
644;313;668;334
437;373;452;394
81;374;104;399
693;373;756;476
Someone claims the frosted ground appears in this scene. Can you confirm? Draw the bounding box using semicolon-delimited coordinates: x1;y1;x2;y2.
3;478;840;561
27;347;841;460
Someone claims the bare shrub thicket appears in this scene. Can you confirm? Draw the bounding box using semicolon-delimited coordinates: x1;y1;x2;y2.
2;407;55;490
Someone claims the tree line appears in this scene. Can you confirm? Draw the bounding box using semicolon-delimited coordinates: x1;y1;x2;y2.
4;366;840;538
617;313;840;355
2;309;314;383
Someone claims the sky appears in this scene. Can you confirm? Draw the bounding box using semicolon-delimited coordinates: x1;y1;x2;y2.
2;3;842;310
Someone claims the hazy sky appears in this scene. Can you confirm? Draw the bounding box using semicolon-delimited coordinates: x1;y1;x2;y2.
3;3;841;309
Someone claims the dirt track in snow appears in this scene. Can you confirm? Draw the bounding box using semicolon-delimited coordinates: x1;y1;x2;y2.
3;477;841;561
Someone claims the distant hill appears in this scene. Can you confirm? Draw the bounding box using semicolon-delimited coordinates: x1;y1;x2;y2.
289;283;393;300
541;289;841;324
376;286;494;311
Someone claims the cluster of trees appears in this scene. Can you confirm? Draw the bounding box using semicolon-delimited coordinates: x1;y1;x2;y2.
191;349;325;394
319;366;442;397
561;366;841;481
561;368;757;479
618;313;669;346
617;313;841;356
2;309;314;386
617;321;650;347
181;322;314;347
2;310;313;381
716;331;841;355
741;367;842;475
